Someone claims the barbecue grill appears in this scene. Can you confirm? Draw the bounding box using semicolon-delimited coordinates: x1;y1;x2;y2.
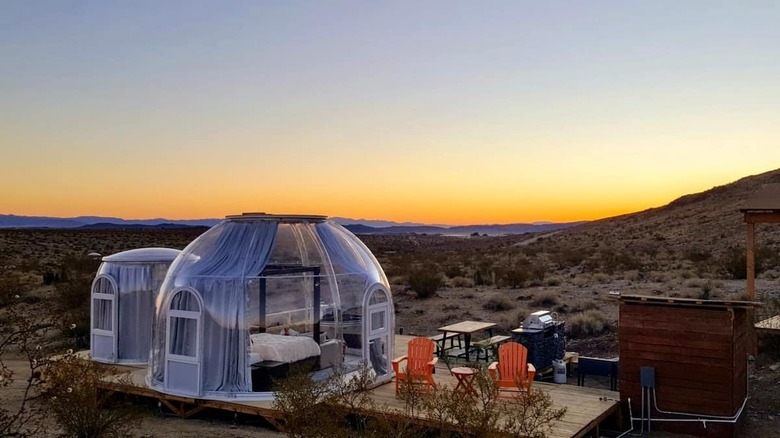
512;310;565;371
522;310;556;330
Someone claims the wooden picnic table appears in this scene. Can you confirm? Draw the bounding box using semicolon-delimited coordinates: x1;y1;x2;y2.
438;321;496;362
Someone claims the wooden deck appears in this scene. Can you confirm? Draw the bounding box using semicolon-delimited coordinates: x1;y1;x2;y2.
95;336;619;438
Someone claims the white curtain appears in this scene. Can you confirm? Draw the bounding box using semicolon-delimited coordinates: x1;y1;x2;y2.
169;290;199;357
92;277;114;331
151;220;277;393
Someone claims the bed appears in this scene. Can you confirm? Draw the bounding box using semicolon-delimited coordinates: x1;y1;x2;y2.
249;333;321;364
249;333;325;392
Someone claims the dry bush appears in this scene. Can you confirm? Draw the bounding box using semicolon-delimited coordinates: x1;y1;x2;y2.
388;275;406;285
448;276;475;288
530;291;560;308
512;306;531;325
674;269;696;280
592;273;611;284
570;274;592;288
555;297;600;315
683;278;704;288
407;264;443;299
273;363;376;437
543;276;562;287
566;310;610;339
443;263;465;279
623;270;641;281
483;293;515;312
43;355;141;438
569;299;600;313
648;271;672;282
274;362;566;437
419;367;567;438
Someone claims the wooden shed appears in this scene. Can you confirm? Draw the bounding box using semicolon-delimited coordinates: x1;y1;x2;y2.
618;295;756;438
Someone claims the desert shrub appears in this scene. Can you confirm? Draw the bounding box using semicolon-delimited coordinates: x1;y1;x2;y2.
592;273;610;284
648;271;672;282
418;368;567;438
530;290;560;308
566;310;610;339
473;269;489;286
544;276;562;287
44;355;141;438
699;281;715;300
569;299;600;313
511;306;530;326
408;264;443;299
0;288;56;437
528;262;548;283
719;247;750;279
554;297;600;315
682;246;712;263
55;277;92;346
0;271;25;309
502;387;569;438
388;275;406;285
549;247;590;269
761;269;780;280
683;278;704;288
449;276;475;288
482;293;515;312
571;274;592;287
623;270;641;281
443;263;464;279
498;265;528;288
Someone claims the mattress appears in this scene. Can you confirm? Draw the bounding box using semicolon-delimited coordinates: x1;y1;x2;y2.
249;333;321;364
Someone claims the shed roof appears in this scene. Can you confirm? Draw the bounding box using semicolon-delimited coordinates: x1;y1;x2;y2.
618;294;760;309
740;183;780;212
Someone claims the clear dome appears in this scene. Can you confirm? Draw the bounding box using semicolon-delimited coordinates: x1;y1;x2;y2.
91;248;181;364
147;214;393;399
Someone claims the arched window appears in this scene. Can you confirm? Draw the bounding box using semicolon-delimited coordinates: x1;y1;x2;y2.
165;288;202;395
365;287;392;380
91;275;117;362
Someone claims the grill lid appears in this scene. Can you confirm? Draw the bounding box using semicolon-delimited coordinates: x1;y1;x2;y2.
523;310;555;330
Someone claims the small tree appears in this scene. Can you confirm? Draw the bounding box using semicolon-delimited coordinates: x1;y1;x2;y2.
0;281;56;437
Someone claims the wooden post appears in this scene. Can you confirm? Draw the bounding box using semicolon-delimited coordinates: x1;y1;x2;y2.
746;222;755;300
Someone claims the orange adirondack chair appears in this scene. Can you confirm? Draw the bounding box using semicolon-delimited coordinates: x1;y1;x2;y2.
488;342;536;397
391;337;438;396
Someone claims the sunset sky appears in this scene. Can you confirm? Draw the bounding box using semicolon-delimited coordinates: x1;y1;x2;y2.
2;2;779;225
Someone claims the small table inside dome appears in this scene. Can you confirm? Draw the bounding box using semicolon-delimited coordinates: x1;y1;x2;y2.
451;367;478;396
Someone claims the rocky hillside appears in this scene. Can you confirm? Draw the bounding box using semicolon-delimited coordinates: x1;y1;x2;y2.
549;168;780;260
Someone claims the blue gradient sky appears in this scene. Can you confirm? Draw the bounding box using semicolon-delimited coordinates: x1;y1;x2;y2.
2;2;779;224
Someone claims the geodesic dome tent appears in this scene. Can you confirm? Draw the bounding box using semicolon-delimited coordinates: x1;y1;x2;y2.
147;214;394;400
91;248;181;364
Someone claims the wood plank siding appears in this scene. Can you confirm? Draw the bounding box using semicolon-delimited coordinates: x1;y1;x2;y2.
618;296;752;438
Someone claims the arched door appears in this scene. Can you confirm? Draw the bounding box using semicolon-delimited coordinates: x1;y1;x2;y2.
164;288;202;396
363;286;393;383
91;275;118;363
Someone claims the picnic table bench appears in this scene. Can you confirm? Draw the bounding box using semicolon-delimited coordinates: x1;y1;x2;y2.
472;335;511;362
429;332;463;357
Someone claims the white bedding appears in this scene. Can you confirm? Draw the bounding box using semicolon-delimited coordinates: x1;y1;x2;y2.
250;333;321;364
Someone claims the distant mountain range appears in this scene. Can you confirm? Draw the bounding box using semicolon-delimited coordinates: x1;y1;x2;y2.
0;215;221;229
0;214;585;236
